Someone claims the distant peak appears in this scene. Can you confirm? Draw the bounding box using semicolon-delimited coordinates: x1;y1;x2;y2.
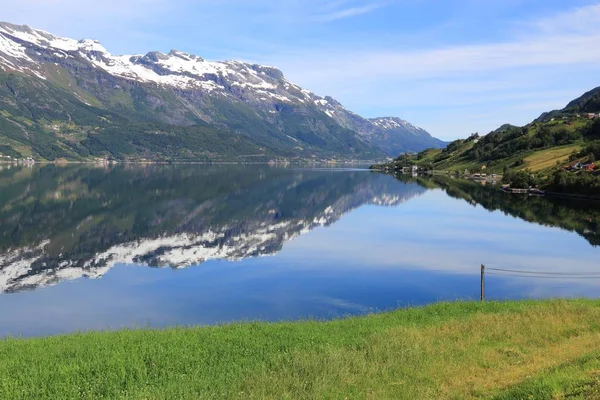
369;117;427;133
323;96;342;106
248;64;284;80
141;51;169;62
77;39;108;53
168;49;204;62
0;21;33;33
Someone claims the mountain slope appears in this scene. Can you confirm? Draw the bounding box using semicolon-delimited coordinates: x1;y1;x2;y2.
0;70;271;161
374;86;600;195
302;96;446;155
368;117;446;155
0;22;442;161
537;86;600;122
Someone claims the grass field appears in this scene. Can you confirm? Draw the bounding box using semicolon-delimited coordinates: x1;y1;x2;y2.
2;300;600;399
522;144;583;172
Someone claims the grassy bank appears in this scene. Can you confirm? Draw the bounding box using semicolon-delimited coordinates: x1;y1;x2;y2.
2;300;600;399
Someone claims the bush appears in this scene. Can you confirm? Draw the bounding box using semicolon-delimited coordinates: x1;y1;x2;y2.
502;170;538;189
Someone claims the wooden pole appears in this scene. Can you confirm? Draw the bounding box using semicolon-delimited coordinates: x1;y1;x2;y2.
480;264;485;301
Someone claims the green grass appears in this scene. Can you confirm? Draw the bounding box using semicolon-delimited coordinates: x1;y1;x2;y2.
522;144;583;172
2;300;600;399
491;353;600;400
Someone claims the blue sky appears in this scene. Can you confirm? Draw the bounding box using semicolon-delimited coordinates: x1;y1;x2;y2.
2;0;600;140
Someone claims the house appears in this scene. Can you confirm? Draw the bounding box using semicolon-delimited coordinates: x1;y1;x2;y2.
583;163;596;172
587;113;598;119
564;162;583;171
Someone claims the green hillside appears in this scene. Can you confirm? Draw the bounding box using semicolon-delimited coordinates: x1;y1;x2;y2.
538;86;600;121
374;87;600;196
0;71;271;162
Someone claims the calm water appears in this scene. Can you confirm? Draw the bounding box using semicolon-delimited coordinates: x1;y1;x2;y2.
0;165;599;337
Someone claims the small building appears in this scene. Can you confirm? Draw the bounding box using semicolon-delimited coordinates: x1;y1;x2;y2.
583;163;596;172
565;162;583;171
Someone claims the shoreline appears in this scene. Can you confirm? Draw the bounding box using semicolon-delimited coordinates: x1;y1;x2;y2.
0;160;384;166
372;167;600;201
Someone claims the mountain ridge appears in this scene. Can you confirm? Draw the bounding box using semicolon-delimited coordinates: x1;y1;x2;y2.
0;21;444;161
537;86;600;122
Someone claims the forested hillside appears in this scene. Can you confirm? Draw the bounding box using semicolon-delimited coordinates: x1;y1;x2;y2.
374;87;600;196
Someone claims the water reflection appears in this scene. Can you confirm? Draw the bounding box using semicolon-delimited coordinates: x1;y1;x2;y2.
1;166;600;337
400;174;600;247
0;165;423;293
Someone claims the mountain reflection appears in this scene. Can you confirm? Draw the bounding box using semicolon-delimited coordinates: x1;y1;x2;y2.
397;174;600;247
0;165;424;293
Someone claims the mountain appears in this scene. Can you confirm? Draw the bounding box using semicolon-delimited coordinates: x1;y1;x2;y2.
537;86;600;122
367;117;446;155
0;165;425;293
373;86;600;196
0;22;443;161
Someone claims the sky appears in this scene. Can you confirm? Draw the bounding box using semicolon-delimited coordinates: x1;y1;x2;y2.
1;0;600;140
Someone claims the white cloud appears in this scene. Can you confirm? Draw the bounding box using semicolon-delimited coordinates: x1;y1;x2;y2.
530;3;600;35
275;3;600;82
267;3;600;139
315;2;388;22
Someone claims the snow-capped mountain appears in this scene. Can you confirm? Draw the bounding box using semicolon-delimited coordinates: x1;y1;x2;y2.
0;22;444;160
368;117;447;155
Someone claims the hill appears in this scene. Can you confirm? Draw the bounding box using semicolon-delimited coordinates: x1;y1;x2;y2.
374;86;600;196
0;22;445;161
537;86;600;122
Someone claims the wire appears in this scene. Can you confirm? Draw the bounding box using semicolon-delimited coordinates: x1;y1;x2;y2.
487;272;600;280
485;267;600;276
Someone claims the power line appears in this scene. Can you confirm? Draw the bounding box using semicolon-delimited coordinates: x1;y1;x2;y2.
486;267;600;276
487;272;600;280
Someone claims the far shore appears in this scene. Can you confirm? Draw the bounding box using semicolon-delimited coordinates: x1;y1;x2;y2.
0;159;384;166
373;167;600;201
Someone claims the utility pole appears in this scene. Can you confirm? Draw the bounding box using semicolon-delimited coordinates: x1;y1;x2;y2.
481;264;485;301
